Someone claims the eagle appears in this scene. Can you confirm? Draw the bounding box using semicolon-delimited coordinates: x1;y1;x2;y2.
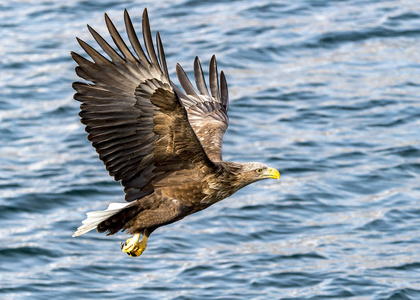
72;8;279;257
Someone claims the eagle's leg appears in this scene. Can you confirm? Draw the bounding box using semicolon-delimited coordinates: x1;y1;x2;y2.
120;230;149;257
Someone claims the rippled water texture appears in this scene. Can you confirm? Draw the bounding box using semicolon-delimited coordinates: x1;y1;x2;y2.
1;0;420;299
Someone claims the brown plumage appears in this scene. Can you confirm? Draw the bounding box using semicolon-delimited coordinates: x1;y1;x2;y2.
72;8;279;257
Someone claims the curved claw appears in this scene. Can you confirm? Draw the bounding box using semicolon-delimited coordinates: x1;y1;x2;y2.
127;245;146;257
120;241;127;250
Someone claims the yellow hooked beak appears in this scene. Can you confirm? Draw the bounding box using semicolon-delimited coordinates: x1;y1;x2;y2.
265;167;280;180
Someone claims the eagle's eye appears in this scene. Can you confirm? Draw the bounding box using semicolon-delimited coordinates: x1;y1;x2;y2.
256;168;263;174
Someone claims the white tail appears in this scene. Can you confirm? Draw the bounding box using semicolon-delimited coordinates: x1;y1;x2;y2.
72;202;130;237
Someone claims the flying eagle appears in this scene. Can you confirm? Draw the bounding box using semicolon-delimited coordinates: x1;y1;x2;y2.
72;8;279;257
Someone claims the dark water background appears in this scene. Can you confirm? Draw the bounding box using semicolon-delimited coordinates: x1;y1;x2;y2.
1;0;420;299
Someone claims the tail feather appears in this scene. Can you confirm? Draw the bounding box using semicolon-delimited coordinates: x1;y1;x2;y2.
72;202;130;237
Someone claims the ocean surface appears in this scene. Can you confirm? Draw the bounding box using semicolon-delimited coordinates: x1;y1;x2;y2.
1;0;420;299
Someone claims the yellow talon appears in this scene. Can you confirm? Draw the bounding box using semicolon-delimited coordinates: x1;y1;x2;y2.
121;233;148;257
121;233;140;253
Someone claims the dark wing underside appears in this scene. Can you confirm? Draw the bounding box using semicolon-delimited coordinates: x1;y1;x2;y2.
72;9;221;202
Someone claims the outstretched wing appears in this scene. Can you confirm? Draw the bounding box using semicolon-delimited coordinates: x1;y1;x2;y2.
72;9;214;202
174;56;229;162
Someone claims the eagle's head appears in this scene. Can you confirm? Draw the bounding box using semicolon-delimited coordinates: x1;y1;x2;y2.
242;162;279;180
229;162;279;190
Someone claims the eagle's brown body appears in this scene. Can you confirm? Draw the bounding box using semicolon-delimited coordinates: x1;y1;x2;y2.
72;8;279;256
98;162;255;236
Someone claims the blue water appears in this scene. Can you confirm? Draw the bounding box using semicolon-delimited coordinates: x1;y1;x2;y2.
1;0;420;299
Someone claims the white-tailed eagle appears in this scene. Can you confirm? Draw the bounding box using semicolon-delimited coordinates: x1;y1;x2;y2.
72;8;279;257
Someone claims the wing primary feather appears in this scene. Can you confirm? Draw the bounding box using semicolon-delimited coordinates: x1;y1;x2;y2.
142;8;160;69
75;38;138;85
176;63;200;98
76;38;108;64
104;13;137;64
124;9;149;64
170;81;196;107
87;25;125;64
220;71;229;111
194;56;210;97
156;31;169;80
209;55;220;101
71;52;130;92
